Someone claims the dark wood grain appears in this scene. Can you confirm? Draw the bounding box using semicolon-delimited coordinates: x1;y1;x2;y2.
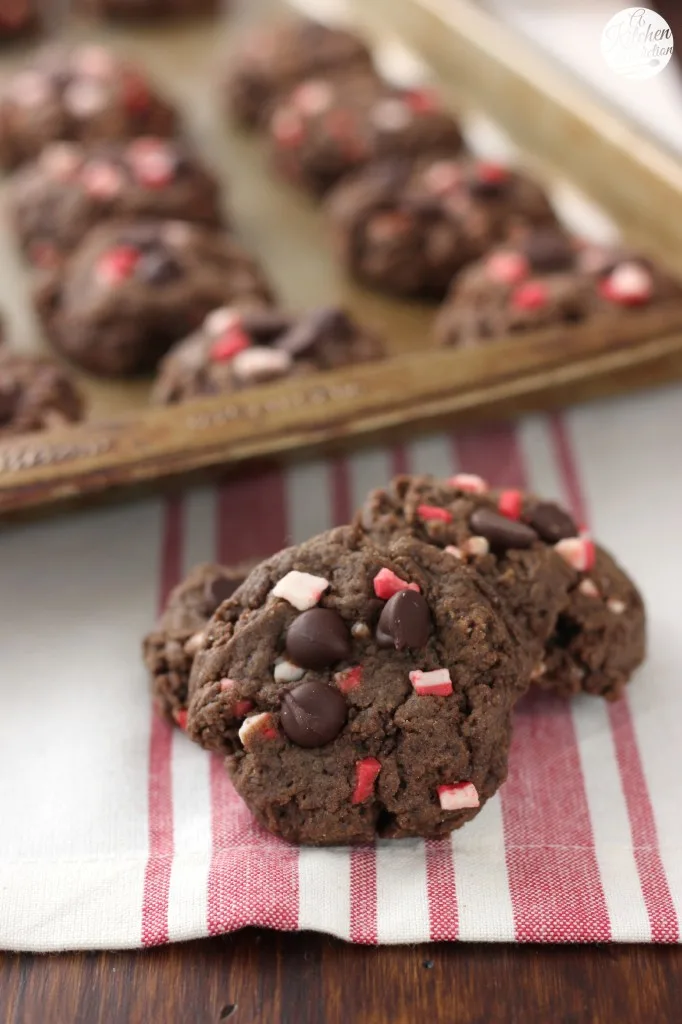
1;934;681;1024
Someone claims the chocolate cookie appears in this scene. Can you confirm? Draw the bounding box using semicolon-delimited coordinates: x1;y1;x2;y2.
0;345;84;437
225;17;375;128
143;562;253;727
0;0;41;39
435;229;682;346
152;305;385;404
326;157;558;299
358;475;645;700
0;44;178;169
37;220;275;377
268;75;463;197
8;139;225;270
186;526;529;845
76;0;220;17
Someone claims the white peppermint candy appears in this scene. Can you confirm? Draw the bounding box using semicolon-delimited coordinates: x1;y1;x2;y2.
238;712;275;750
271;570;330;611
444;545;463;560
578;579;599;598
449;473;488;494
293;80;334;116
232;346;292;384
72;45;117;79
64;79;108;118
437;782;479;811
606;261;653;302
274;659;305;683
371;98;412;133
203;306;241;337
607;598;626;615
422;160;461;195
464;536;490;558
184;630;205;655
409;668;453;696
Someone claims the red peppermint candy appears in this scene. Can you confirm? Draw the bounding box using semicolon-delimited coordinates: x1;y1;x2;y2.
497;489;523;520
334;666;363;695
81;160;125;200
599;261;653;306
120;70;151;114
173;708;188;731
511;281;548;311
437;781;479;811
127;139;176;188
96;245;140;286
486;250;529;285
476;161;510;185
417;504;453;524
404;88;441;113
210;326;251;363
373;569;420;601
351;757;381;804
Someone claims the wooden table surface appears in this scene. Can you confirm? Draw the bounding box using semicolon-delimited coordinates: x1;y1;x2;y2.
1;932;680;1023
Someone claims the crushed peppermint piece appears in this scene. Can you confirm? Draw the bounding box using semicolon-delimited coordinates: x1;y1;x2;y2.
449;473;488;494
272;571;330;611
173;708;188;731
210;326;251;363
351;622;371;639
409;668;453;696
511;280;549;311
444;545;463;559
204;307;240;337
184;630;205;655
370;97;412;132
351;757;381;804
274;659;305;683
600;261;653;306
417;504;452;524
437;782;479;811
292;79;334;115
486;251;529;285
238;712;277;749
334;666;363;694
555;537;596;572
373;568;420;600
463;535;490;558
498;489;523;520
607;597;626;615
578;579;600;598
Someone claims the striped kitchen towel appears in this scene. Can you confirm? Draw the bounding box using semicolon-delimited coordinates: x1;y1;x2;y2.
1;394;681;950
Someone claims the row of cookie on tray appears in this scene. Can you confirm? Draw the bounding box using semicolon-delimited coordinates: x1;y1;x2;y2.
1;15;679;440
229;16;682;334
143;472;645;846
0;0;222;40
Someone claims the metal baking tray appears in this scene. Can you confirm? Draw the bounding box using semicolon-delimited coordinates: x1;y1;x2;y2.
1;0;682;519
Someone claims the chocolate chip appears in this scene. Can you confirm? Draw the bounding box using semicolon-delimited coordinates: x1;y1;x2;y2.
285;608;351;670
240;309;295;344
280;680;347;748
522;230;574;274
524;501;577;543
204;574;240;612
469;507;538;550
138;249;182;285
376;590;431;650
276;307;353;358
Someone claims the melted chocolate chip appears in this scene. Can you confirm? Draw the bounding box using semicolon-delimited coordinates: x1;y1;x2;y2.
522;230;574;274
525;502;577;543
138;249;182;285
285;607;351;670
276;307;353;358
376;590;431;650
469;507;538;551
240;309;295;345
204;574;240;612
280;680;347;748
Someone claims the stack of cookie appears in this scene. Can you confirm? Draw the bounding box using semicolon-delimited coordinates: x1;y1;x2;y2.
143;473;644;846
1;37;386;396
226;15;681;334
